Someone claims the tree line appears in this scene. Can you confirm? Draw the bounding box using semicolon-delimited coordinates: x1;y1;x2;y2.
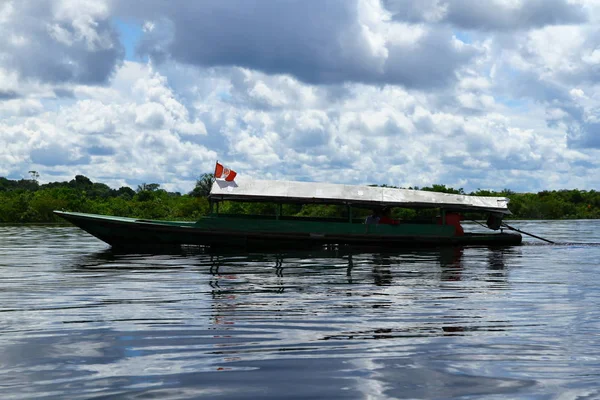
0;174;599;223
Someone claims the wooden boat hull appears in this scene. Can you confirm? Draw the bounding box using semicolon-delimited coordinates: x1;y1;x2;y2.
54;211;522;250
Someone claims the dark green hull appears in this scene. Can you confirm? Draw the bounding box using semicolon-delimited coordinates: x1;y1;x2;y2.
54;211;522;250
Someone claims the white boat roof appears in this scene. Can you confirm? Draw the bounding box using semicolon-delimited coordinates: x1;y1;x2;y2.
209;177;511;214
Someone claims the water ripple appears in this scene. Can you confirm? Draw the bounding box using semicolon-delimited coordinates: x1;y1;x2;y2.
1;222;600;399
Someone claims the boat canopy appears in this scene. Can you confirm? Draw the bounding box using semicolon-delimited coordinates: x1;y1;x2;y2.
209;177;512;215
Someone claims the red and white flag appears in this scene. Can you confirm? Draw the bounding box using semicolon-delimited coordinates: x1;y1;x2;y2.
214;162;237;181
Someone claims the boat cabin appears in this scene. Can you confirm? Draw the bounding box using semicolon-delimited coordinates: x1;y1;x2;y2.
205;177;519;247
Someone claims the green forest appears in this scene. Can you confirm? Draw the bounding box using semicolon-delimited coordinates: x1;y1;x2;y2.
1;173;599;223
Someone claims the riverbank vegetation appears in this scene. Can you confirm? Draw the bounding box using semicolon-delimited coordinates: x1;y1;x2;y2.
1;174;599;223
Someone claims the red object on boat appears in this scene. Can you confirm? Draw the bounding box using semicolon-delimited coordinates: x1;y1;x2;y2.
378;216;399;225
215;162;237;181
438;213;464;236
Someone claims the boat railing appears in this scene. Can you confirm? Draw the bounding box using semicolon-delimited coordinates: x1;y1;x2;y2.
205;212;449;225
206;213;365;224
279;216;365;224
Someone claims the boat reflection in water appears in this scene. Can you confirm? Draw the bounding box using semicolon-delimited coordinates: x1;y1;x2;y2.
204;245;509;289
203;246;513;328
70;244;511;295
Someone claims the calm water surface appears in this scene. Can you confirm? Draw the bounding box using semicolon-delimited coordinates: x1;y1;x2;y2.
1;221;600;399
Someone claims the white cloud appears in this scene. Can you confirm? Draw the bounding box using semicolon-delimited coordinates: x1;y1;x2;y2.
384;0;587;30
2;0;600;193
115;0;477;89
0;61;216;188
0;0;123;84
0;98;44;117
135;102;166;129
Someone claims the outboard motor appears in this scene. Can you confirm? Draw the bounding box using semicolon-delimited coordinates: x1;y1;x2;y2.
486;213;503;230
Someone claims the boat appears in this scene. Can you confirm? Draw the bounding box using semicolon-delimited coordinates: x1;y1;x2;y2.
54;174;522;250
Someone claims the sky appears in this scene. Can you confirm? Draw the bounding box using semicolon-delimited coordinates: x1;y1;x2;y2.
1;0;600;193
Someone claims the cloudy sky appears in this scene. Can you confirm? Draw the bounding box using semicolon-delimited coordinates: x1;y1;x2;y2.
1;0;600;193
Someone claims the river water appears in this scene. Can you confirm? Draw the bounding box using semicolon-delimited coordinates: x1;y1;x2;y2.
1;221;599;399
